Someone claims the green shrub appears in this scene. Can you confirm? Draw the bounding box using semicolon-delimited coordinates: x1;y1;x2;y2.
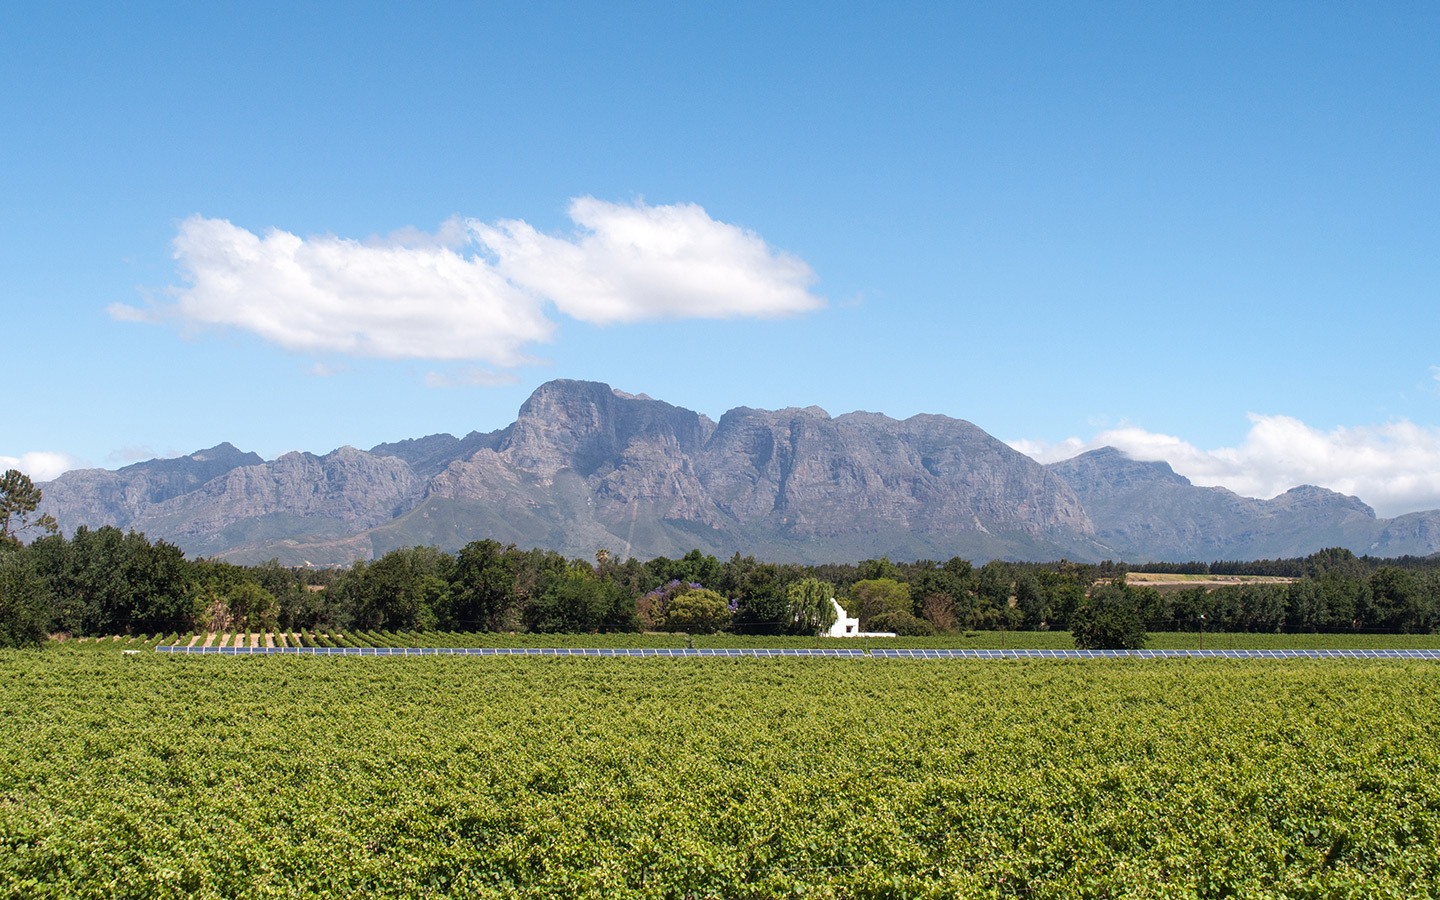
867;610;935;636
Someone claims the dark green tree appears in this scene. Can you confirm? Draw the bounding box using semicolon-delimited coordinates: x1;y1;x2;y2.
121;532;195;634
1303;547;1368;581
0;469;57;546
1367;567;1432;633
26;527;195;635
1013;572;1049;629
221;582;279;632
856;556;901;582
0;548;49;647
1071;583;1148;650
1285;579;1324;632
448;539;519;631
646;549;722;588
524;563;634;633
350;547;451;632
250;559;326;629
909;557;975;630
1037;566;1089;629
973;560;1020;629
1316;571;1369;629
44;526;135;634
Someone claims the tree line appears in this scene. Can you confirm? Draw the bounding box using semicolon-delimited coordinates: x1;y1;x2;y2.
4;525;1440;648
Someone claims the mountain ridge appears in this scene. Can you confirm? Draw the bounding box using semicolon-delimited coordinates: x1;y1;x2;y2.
36;380;1440;565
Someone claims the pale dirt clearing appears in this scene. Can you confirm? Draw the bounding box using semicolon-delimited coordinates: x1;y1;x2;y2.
1126;573;1296;592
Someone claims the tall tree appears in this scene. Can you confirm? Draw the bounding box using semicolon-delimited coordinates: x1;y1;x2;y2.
846;578;911;627
787;577;837;637
0;470;57;546
448;539;519;631
0;549;49;647
525;562;634;633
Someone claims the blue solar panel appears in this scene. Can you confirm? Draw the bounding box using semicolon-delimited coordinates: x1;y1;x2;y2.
152;644;1440;660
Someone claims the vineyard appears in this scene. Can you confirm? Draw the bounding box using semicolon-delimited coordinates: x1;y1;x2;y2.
3;644;1439;897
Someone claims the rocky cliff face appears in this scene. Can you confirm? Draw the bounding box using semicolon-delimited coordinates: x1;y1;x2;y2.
35;381;1440;565
413;382;1102;563
369;430;504;480
130;447;422;543
695;406;1092;541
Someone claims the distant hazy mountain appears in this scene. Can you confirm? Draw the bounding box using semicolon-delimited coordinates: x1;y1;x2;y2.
1046;448;1380;562
36;380;1440;565
39;443;264;533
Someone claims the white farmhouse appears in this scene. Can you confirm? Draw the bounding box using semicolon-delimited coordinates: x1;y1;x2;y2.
827;598;897;638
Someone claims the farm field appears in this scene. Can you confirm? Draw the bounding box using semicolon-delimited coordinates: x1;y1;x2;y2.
2;645;1439;897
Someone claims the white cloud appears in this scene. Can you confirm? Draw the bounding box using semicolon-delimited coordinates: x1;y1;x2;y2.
0;451;83;482
1008;436;1087;462
112;200;824;373
473;197;824;324
1013;415;1440;518
112;216;552;365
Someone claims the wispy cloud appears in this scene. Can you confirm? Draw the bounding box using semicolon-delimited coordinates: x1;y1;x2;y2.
0;451;84;482
107;446;160;465
1013;414;1440;518
111;199;825;377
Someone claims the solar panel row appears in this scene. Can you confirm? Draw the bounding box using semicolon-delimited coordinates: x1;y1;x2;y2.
866;649;1440;659
151;646;869;657
151;646;1440;659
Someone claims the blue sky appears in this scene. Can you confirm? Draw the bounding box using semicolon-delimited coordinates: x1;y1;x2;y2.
4;2;1439;516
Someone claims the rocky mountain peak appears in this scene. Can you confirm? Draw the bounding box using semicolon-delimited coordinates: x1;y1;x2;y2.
1050;447;1191;491
186;442;250;464
1269;484;1375;519
503;379;715;479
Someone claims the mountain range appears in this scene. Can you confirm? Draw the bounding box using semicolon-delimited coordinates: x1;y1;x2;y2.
37;379;1440;566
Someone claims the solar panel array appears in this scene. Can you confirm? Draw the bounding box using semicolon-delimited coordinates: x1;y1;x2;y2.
153;646;867;657
152;646;1440;659
869;648;1440;659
